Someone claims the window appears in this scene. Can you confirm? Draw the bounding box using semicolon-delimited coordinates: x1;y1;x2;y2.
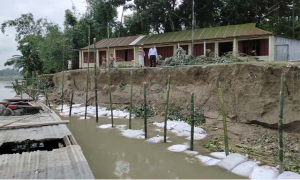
116;49;134;61
83;52;94;63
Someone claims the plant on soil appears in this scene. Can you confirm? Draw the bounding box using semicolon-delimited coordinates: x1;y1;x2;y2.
164;47;250;67
127;104;154;119
119;82;127;90
168;106;206;126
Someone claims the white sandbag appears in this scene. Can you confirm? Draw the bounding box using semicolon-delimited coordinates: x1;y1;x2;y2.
79;116;90;120
277;171;300;179
146;136;167;143
121;129;144;139
98;111;108;117
250;165;279;179
231;161;258;177
209;152;230;160
99;124;113;129
195;155;221;166
184;151;199;156
218;153;247;171
167;144;189;152
186;133;207;140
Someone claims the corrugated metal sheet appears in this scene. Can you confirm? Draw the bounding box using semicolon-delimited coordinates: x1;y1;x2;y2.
0;124;72;146
82;36;140;50
275;36;300;61
137;23;271;45
80;23;271;50
0;145;94;179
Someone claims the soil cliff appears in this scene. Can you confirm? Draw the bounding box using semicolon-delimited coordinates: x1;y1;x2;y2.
49;63;300;128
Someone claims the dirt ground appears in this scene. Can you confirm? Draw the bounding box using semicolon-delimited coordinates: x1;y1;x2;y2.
47;62;300;172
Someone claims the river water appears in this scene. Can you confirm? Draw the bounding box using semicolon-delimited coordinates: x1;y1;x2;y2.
60;114;243;179
0;81;15;101
0;81;242;179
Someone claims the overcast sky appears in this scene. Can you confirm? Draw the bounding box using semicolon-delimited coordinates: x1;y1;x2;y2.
0;0;131;70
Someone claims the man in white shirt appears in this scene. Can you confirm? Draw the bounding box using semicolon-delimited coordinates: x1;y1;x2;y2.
148;45;158;67
66;59;72;70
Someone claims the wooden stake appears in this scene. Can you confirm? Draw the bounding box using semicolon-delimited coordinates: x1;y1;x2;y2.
94;38;98;122
218;84;229;156
164;75;171;143
69;91;74;117
45;91;51;109
109;64;114;127
129;71;133;129
190;92;195;150
84;25;91;120
278;73;285;174
143;82;147;138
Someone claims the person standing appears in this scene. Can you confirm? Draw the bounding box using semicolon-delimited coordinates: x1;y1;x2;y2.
109;54;115;67
66;59;72;70
148;45;158;67
138;47;145;68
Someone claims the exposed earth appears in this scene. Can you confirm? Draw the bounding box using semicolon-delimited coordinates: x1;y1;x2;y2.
45;62;300;173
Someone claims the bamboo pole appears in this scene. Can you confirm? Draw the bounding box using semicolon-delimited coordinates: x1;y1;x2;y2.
45;91;51;109
129;71;133;129
69;91;74;117
143;82;147;138
164;75;171;143
218;85;229;156
109;64;114;127
278;73;285;174
61;40;65;113
94;38;99;122
84;25;91;120
190;92;195;150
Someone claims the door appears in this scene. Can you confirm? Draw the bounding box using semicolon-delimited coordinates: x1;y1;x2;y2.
275;44;289;61
99;51;106;65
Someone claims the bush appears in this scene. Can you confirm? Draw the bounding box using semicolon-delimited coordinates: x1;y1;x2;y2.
125;104;154;119
168;106;206;126
164;48;250;66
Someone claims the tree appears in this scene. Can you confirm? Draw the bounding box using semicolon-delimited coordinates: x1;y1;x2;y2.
1;13;55;41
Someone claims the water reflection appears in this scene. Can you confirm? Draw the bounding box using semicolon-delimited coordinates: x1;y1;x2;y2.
64;115;244;179
114;160;131;179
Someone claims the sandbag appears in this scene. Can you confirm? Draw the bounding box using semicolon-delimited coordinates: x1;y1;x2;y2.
167;144;189;152
277;171;300;179
210;152;230;159
218;153;247;171
121;129;144;139
250;165;279;179
195;155;221;166
231;161;258;177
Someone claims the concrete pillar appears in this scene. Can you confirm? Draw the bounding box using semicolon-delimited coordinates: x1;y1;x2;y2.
133;47;137;67
174;44;178;55
188;43;192;55
215;41;219;57
269;36;275;61
233;38;238;56
96;49;99;67
204;41;207;56
79;51;82;68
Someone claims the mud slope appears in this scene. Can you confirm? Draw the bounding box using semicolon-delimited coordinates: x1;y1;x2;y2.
50;63;300;127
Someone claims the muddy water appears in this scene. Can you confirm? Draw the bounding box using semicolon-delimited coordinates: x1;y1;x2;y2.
62;115;243;179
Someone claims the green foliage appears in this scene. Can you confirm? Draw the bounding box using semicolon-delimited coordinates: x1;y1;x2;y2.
119;82;127;90
164;48;246;66
168;107;206;126
126;104;154;119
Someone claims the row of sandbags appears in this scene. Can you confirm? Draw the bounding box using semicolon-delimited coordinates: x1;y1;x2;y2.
200;152;300;179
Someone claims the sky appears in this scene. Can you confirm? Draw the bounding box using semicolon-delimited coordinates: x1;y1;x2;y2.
0;0;131;70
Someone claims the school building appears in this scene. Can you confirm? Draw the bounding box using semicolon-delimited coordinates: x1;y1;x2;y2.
78;23;300;68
